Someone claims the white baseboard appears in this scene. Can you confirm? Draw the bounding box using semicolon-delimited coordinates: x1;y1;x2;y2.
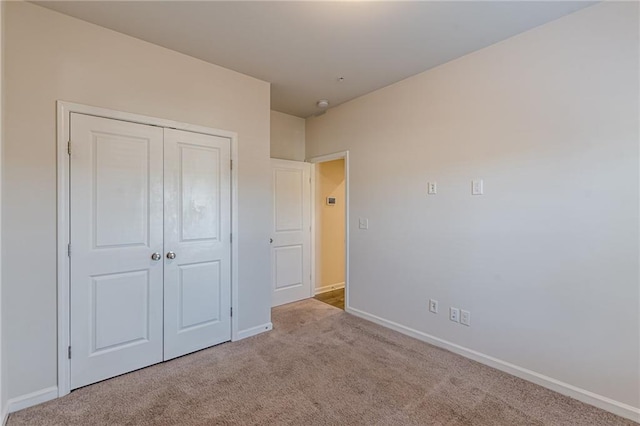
346;306;640;423
315;282;345;295
6;386;58;415
236;322;273;341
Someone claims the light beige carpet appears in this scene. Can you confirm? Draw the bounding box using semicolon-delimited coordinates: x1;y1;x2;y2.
8;299;636;425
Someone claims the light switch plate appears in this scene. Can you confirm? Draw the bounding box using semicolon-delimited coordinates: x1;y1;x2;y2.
359;218;369;230
472;179;484;195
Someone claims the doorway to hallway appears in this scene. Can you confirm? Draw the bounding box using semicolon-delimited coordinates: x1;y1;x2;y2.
310;154;348;311
314;288;344;310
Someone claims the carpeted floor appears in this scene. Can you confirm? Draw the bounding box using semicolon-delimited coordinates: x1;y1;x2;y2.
8;299;636;425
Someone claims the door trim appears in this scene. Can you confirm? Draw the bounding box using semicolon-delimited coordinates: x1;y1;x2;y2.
306;151;350;311
56;101;239;397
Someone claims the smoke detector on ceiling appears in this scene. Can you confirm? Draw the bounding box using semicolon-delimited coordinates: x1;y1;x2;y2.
317;99;329;109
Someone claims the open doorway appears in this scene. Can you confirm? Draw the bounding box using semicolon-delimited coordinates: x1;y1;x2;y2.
309;152;349;311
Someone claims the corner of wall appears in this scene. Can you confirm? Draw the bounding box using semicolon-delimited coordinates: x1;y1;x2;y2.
235;322;273;341
270;110;305;161
0;0;6;423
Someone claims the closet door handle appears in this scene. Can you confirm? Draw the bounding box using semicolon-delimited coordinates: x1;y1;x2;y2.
166;251;176;260
151;252;161;261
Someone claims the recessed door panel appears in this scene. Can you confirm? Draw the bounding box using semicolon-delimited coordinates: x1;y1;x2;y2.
271;159;311;307
179;261;221;331
70;113;164;390
94;134;150;248
164;128;231;360
92;270;149;352
274;245;303;290
275;169;304;232
180;145;220;242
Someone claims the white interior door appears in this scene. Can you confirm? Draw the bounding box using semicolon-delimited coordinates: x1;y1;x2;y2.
70;113;164;389
163;128;232;360
70;114;233;388
271;159;311;307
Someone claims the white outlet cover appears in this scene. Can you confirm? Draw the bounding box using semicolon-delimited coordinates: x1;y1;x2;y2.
358;218;369;230
427;182;437;195
461;310;471;326
450;307;460;322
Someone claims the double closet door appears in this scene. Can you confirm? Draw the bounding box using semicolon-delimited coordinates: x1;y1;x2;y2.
69;113;231;390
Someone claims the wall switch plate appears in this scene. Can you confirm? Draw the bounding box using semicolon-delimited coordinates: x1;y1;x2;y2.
358;218;369;230
461;310;471;326
429;299;439;313
427;182;437;195
450;307;460;323
472;179;484;195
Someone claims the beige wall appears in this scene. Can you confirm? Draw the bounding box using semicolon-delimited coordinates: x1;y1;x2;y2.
307;2;639;413
270;110;305;161
3;2;272;401
315;159;345;292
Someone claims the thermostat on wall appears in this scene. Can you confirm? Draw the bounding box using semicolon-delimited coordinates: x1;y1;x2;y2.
326;197;336;206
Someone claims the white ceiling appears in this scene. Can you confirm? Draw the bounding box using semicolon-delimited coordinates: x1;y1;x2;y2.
35;1;595;118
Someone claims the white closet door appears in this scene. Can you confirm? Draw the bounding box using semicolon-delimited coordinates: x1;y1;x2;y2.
163;128;232;360
70;113;164;390
271;159;312;307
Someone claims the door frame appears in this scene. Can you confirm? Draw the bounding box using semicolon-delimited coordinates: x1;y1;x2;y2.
56;101;239;397
306;151;350;310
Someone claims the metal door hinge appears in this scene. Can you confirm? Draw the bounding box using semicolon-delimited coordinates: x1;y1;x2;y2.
230;233;232;243
230;160;233;170
230;307;233;317
68;346;71;359
67;243;72;257
67;141;71;156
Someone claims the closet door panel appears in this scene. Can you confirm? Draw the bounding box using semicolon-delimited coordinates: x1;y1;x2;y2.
163;128;232;360
69;113;164;390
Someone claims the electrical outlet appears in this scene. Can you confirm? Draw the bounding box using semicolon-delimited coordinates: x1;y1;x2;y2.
461;310;471;326
450;307;460;323
429;299;439;313
358;218;369;230
427;182;437;195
